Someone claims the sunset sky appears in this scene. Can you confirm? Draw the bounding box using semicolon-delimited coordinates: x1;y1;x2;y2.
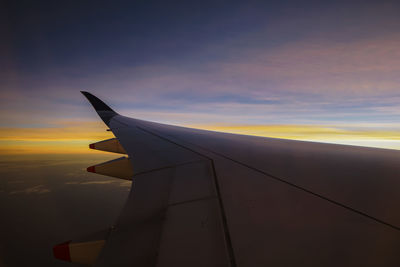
2;0;400;153
2;1;400;265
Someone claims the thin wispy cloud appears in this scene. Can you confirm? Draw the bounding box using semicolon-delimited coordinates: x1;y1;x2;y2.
9;185;51;195
65;180;131;187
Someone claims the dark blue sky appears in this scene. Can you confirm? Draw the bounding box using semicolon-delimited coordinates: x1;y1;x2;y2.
4;1;271;71
4;1;398;72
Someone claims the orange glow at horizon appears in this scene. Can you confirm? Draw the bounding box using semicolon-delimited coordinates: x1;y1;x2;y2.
0;121;114;154
2;122;400;154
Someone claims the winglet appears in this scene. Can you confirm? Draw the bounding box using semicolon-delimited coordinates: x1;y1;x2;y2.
81;91;118;125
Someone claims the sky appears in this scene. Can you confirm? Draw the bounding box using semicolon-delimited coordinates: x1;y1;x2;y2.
1;1;400;265
1;0;400;153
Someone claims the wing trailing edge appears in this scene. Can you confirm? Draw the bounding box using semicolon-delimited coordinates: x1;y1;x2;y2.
89;138;127;154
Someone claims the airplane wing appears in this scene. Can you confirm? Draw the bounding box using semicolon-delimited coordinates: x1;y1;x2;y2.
54;92;400;266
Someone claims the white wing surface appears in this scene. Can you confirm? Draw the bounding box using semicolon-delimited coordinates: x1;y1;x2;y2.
54;92;400;266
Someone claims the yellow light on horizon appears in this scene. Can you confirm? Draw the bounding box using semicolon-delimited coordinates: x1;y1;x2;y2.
0;121;114;154
2;123;400;154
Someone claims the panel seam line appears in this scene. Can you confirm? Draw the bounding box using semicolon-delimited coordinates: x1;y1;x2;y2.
173;137;400;232
137;125;238;267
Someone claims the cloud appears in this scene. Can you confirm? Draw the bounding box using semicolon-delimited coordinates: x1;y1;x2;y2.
80;180;116;185
118;181;132;187
2;33;400;132
65;181;80;185
9;185;50;195
110;35;400;99
65;180;132;187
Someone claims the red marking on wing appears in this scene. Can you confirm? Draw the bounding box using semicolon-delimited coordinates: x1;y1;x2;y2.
87;166;96;173
53;241;71;262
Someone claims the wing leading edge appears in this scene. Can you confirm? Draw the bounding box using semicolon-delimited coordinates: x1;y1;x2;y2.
55;92;400;266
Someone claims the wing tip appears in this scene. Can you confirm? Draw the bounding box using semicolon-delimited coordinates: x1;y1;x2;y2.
81;91;115;112
81;91;118;125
